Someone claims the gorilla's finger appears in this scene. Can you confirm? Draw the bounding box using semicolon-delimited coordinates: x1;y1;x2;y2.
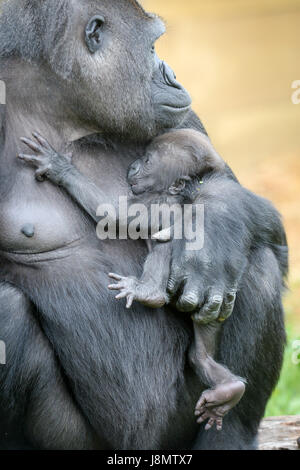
167;265;182;296
20;137;42;153
32;131;53;150
219;290;237;322
194;292;223;324
176;279;201;312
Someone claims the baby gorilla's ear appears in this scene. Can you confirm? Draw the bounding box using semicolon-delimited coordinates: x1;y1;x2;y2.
168;177;190;195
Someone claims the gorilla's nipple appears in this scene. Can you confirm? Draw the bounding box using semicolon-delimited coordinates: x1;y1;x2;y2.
21;223;35;238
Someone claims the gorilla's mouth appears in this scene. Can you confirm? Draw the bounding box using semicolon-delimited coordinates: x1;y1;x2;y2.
162;103;191;111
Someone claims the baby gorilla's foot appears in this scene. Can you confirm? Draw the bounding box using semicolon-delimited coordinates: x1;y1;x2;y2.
108;273;167;309
195;380;245;431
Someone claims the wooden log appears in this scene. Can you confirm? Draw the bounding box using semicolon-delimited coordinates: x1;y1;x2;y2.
259;415;300;450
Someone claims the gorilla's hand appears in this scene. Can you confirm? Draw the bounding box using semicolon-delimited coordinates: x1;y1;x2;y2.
166;175;253;324
167;238;240;324
18;132;72;184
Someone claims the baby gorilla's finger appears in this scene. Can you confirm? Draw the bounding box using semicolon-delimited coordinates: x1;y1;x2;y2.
195;404;207;415
32;131;53;150
20;137;42;153
195;406;207;417
216;418;223;431
195;395;207;412
108;283;123;291
197;412;210;425
205;418;215;431
126;295;134;309
115;291;128;300
108;273;123;281
18;154;41;165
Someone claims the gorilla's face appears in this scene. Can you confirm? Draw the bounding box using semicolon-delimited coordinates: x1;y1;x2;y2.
69;0;191;141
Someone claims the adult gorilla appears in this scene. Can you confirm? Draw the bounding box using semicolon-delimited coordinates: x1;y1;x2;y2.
0;0;287;450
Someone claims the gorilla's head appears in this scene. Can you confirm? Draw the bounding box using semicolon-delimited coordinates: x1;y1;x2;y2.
0;0;192;141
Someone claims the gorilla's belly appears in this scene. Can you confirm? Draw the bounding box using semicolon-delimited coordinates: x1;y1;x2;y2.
0;196;88;254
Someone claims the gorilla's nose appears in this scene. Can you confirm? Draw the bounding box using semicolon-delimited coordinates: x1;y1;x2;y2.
128;160;141;180
162;61;176;82
160;61;180;89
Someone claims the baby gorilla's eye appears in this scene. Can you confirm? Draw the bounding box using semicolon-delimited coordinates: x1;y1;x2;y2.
151;45;155;54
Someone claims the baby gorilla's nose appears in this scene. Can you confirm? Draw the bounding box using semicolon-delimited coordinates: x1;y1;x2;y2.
128;159;141;180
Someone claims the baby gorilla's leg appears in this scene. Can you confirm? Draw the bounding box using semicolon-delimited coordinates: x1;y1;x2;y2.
189;321;246;431
108;273;167;309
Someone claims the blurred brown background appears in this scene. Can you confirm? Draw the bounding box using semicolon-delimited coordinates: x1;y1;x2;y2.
146;0;300;334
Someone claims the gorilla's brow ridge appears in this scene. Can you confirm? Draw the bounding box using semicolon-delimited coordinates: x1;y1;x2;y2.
128;0;155;19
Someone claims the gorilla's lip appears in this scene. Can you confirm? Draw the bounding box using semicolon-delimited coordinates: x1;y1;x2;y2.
162;103;191;111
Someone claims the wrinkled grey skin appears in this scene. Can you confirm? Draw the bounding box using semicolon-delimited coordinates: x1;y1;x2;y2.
0;0;287;450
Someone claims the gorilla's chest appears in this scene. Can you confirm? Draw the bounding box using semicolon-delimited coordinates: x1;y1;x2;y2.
0;148;134;255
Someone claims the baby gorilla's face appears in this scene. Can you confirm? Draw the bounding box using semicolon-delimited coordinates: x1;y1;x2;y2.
127;149;168;195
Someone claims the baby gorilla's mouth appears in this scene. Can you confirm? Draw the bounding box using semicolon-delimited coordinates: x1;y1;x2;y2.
130;183;146;195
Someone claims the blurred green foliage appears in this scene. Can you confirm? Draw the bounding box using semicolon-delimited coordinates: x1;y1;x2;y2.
265;326;300;416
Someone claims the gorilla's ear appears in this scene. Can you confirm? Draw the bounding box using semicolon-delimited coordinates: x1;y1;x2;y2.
168;177;190;195
85;15;105;54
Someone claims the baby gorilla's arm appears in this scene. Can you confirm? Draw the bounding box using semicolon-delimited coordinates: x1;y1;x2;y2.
108;242;171;309
18;132;120;223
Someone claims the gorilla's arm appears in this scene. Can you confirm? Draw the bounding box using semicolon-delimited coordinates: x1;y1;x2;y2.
167;171;287;320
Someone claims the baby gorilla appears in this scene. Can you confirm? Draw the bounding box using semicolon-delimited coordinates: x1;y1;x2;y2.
19;129;245;431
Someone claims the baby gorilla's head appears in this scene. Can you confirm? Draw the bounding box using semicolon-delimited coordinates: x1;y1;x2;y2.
127;129;224;196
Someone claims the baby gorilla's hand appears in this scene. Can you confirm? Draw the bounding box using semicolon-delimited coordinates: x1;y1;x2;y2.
18;132;72;183
108;273;167;309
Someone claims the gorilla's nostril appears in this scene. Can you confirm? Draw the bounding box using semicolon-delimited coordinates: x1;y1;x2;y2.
161;61;177;86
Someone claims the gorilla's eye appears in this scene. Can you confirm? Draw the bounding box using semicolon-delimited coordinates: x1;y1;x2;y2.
151;45;155;54
85;15;105;54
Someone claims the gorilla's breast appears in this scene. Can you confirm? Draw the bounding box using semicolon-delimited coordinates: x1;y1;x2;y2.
0;172;91;255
